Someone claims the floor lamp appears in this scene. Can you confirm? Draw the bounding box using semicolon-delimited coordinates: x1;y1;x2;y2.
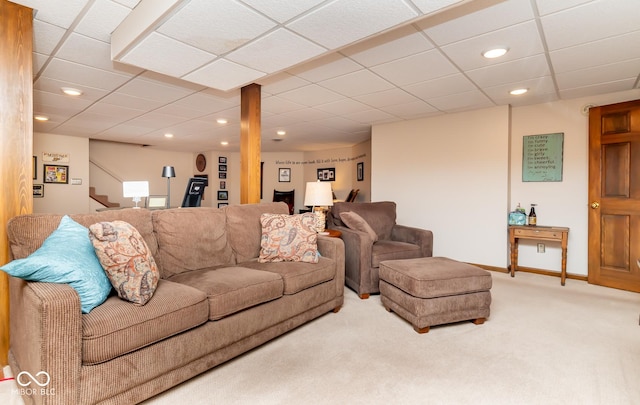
162;166;175;208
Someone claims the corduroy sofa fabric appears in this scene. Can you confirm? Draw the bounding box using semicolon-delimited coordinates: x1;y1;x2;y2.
82;279;209;365
6;202;345;405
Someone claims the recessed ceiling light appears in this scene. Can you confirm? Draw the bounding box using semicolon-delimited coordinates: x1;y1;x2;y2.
220;141;229;146
34;115;49;121
61;87;83;96
164;133;174;138
510;88;528;95
482;48;508;59
216;118;228;124
276;130;286;136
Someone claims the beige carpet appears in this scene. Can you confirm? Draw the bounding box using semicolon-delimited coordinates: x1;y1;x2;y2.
2;272;639;404
144;271;640;405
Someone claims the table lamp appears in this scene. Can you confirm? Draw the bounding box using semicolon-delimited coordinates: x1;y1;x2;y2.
303;181;334;232
122;181;149;208
162;166;175;208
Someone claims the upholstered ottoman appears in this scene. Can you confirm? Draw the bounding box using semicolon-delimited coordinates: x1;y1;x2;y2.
379;257;492;333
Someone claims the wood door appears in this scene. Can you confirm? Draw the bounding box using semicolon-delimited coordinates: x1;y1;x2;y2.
588;99;640;292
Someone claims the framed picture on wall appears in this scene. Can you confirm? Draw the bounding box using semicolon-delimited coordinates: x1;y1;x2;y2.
218;202;228;208
33;156;37;180
33;184;44;198
219;156;227;164
217;190;228;200
43;164;68;184
279;168;291;182
357;162;364;181
317;168;335;181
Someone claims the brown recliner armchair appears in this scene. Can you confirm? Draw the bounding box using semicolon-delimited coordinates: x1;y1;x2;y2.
328;201;433;299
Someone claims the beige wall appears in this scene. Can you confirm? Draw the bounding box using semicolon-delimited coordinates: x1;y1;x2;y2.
372;89;640;276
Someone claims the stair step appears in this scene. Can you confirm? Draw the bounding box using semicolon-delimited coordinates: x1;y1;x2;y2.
89;187;120;208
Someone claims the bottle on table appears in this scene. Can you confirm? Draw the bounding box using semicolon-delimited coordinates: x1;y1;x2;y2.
528;204;537;226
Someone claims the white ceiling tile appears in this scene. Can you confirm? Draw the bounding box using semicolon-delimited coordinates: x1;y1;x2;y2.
258;72;311;95
343;108;397;124
550;30;640;73
97;124;153;138
32;90;91;113
287;0;419;49
405;73;477;100
126;111;186;128
112;0;141;8
410;0;465;14
278;84;344;107
315;98;371;115
371;49;458;86
34;76;109;101
420;0;534;45
29;0;90;28
172;92;235;114
121;32;215;77
183;59;266;92
157;0;276;55
116;77;196;103
483;76;557;103
33;52;50;76
559;78;638;99
75;0;133;43
287;53;362;83
227;29;326;73
319;70;395;97
56;33;119;71
279;107;333;122
354;88;421;108
556;58;640;90
41;58;133;91
380;100;439;119
466;54;550;88
541;0;640;50
241;0;325;23
85;102;145;120
341;25;434;67
261;96;307;114
100;92;165;110
427;90;494;112
33;19;66;55
440;21;545;71
153;104;209;120
535;0;592;16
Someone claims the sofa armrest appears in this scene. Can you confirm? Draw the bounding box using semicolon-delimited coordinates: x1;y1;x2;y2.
391;225;433;257
327;226;373;294
317;235;345;298
9;276;82;405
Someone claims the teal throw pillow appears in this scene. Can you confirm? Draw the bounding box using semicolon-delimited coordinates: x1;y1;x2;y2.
1;215;112;313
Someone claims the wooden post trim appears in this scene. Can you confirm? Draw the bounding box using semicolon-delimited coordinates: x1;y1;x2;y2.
240;83;261;204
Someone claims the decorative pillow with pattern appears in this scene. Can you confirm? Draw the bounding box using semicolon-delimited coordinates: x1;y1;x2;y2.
259;213;319;263
89;220;159;305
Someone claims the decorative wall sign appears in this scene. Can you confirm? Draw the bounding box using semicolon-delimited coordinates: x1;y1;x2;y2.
196;153;206;172
42;152;69;163
44;164;68;184
357;162;364;181
522;133;564;182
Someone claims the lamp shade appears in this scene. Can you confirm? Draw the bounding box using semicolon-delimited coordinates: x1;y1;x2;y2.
122;181;149;198
304;181;333;207
161;166;176;178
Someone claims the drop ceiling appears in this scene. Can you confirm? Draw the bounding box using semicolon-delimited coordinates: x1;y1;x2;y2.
12;0;640;152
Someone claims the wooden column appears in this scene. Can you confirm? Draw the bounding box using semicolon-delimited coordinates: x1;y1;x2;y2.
240;83;261;204
0;0;33;367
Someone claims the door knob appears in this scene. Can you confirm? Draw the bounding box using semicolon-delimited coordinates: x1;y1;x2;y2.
591;201;600;209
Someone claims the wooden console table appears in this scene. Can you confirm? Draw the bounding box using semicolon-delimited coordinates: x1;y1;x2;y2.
508;225;569;285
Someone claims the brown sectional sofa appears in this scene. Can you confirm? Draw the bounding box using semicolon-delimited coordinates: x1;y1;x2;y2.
6;202;345;405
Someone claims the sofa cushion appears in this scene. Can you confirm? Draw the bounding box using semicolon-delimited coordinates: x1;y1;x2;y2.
1;215;112;314
225;202;290;263
81;279;209;365
239;256;335;295
259;213;319;264
168;266;283;321
330;201;397;240
89;220;160;305
152;208;233;278
339;211;378;242
371;240;423;268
